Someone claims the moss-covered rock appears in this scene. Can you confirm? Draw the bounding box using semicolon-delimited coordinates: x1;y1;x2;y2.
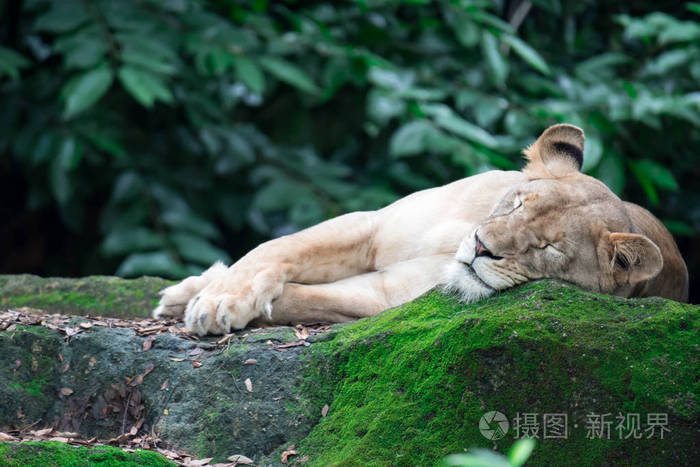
0;441;174;466
291;281;700;466
0;274;172;318
1;276;698;466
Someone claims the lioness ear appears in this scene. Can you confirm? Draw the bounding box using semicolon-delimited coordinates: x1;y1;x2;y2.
607;233;663;284
524;124;584;178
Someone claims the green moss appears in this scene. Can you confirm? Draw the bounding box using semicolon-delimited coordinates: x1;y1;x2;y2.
9;378;48;398
0;274;172;319
0;441;175;466
295;281;700;466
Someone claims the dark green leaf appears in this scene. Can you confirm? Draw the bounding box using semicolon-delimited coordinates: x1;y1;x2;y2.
170;232;232;265
118;66;174;107
0;46;31;79
433;112;498;148
62;64;114;119
232;56;266;94
34;0;90;33
116;251;188;278
259;57;319;94
389;120;435;157
502;35;551;75
481;32;508;85
101;227;165;256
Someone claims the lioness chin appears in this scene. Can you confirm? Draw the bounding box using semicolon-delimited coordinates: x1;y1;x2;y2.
154;124;688;335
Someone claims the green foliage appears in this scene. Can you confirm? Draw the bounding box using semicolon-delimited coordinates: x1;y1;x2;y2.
1;0;697;278
443;439;535;467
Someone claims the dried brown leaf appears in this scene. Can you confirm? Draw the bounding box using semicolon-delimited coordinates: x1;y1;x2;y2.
186;458;214;466
79;322;93;329
244;378;253;392
273;341;306;349
143;336;156;351
160;379;169;391
33;427;53;437
227;454;255;465
216;333;234;345
243;359;257;365
143;362;155;376
281;448;298;464
321;404;329;417
192;361;203;368
129;374;144;387
189;347;204;357
294;326;310;340
60;387;73;396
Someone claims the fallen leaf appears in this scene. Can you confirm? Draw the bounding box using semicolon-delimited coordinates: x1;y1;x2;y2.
189;347;204;357
61;362;70;374
143;336;156;351
143;362;155;376
88;356;97;367
60;387;73;396
243;359;257;365
58;353;63;362
216;334;234;345
186;458;213;466
169;357;186;362
0;432;16;441
192;361;203;368
160;379;169;391
321;404;329;417
273;341;306;349
49;436;69;443
244;378;253;392
294;326;310;340
227;454;254;465
79;322;93;329
33;427;54;437
281;447;298;464
129;374;144;387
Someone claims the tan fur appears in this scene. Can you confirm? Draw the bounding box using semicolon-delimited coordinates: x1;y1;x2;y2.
154;124;689;335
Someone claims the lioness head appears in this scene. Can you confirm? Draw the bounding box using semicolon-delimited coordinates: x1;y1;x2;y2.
446;123;687;302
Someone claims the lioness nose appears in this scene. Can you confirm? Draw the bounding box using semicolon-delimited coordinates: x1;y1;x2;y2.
474;233;492;258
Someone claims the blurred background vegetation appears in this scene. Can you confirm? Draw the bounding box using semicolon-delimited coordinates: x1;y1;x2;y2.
1;0;698;302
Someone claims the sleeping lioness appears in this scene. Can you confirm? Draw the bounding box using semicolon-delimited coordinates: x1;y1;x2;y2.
153;124;689;335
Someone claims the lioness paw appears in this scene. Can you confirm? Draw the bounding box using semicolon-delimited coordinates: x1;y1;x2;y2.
183;268;284;335
152;262;228;319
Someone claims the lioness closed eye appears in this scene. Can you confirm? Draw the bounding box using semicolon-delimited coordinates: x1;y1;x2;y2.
154;124;689;335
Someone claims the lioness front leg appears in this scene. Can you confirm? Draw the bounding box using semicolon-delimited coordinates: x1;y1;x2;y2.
174;211;378;335
252;255;452;326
